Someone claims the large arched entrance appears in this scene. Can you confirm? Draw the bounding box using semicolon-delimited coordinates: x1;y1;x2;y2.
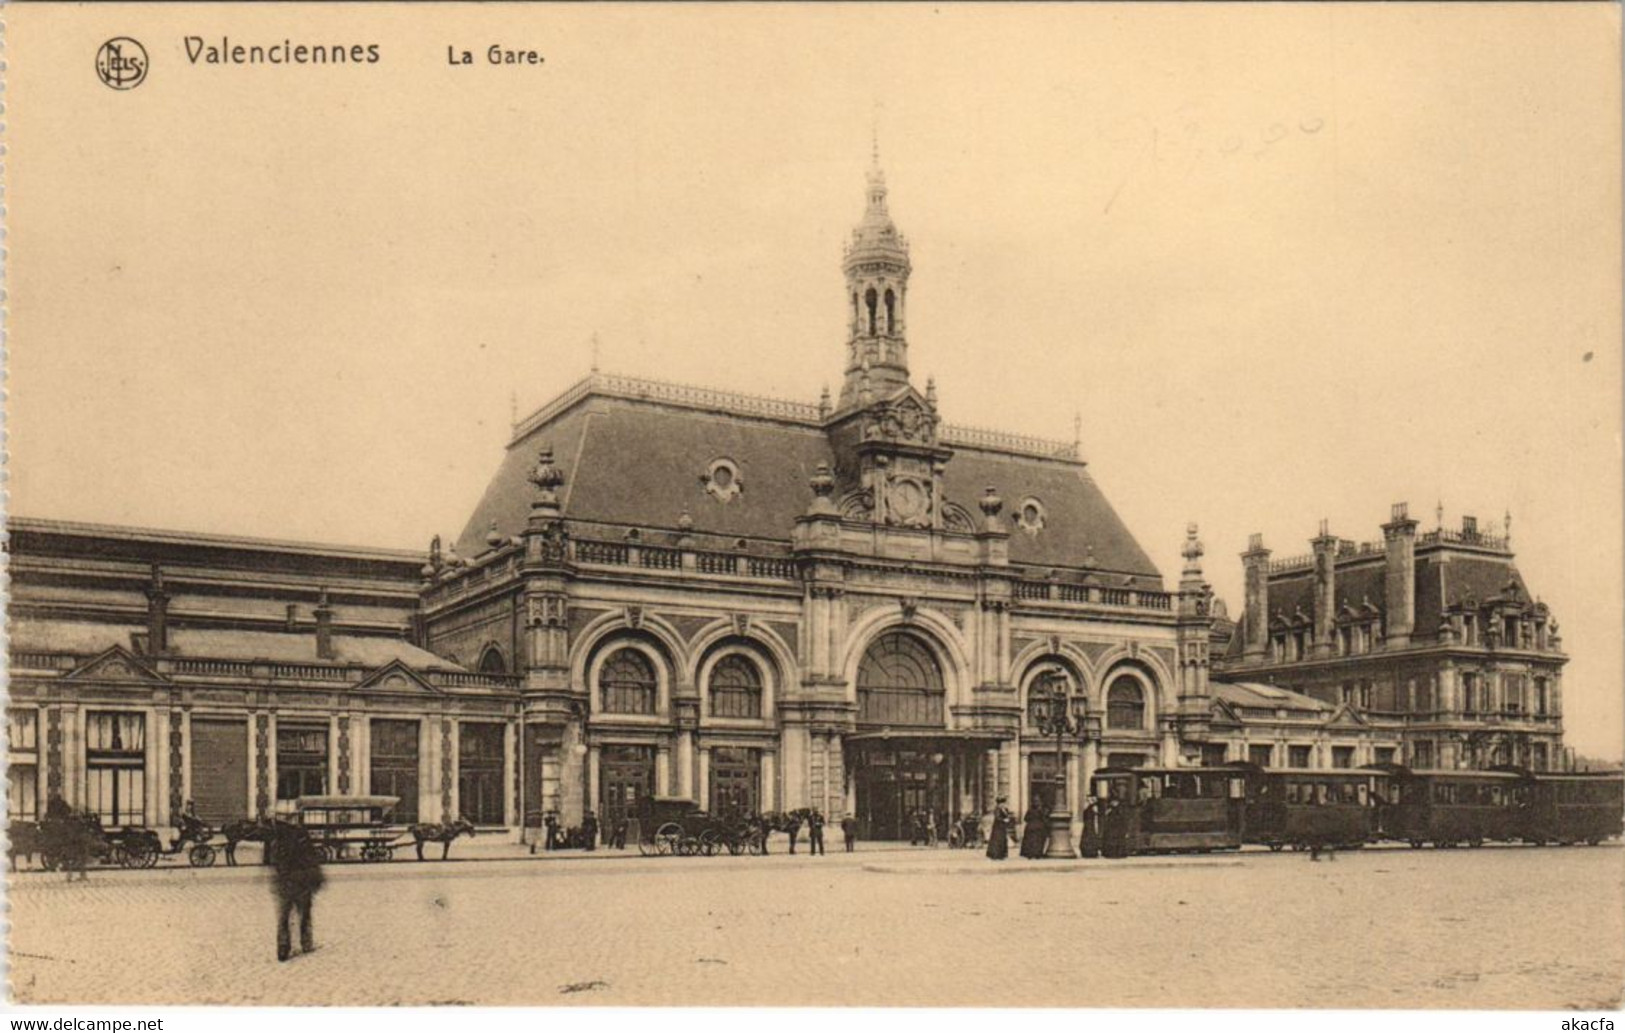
846;631;992;841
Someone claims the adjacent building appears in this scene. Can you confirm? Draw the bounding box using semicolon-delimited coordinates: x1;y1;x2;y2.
1211;506;1568;772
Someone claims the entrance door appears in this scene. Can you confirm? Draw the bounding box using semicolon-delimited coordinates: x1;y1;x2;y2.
708;747;760;819
190;719;248;824
599;745;655;826
853;747;948;840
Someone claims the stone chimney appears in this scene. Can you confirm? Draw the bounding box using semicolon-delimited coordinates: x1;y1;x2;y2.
144;563;170;655
1242;533;1271;660
1382;502;1419;648
1311;519;1338;658
314;588;335;660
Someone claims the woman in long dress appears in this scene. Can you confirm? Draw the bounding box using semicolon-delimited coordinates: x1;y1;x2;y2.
1020;805;1048;859
986;799;1013;860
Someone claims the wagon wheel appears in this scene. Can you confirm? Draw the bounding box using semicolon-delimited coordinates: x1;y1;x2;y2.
123;840;158;869
188;844;217;868
699;830;721;857
726;837;744;856
39;852;59;872
637;836;656;857
654;822;682;856
142;838;163;868
361;843;384;863
747;834;765;856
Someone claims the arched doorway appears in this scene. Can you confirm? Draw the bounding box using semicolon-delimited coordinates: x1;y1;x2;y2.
849;631;962;841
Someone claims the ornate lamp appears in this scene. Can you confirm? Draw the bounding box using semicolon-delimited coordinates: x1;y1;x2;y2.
1029;670;1082;859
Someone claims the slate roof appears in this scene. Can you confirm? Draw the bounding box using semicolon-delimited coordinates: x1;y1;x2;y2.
9;618;453;670
1212;681;1333;714
1224;536;1534;654
456;387;1161;578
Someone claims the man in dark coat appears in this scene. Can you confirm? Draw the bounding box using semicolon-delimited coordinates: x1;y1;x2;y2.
785;811;803;855
807;809;826;856
582;811;599;851
840;815;858;853
266;821;325;961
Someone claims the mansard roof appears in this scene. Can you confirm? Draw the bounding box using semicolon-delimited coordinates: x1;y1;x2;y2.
458;374;1161;578
1211;681;1332;714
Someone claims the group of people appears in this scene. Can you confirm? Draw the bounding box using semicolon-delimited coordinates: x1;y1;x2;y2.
982;798;1057;860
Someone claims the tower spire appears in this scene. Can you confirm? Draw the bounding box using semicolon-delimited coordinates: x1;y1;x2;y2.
838;144;912;410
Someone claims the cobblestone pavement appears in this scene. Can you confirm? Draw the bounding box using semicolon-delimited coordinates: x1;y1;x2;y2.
9;844;1622;1009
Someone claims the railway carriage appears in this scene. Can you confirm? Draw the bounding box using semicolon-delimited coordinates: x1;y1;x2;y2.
1512;769;1623;846
1363;765;1527;848
1231;765;1389;851
1087;766;1248;857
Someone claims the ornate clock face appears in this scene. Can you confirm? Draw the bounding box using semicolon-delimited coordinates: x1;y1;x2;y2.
892;478;928;522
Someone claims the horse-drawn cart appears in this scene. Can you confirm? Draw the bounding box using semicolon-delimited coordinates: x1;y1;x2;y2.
633;797;759;856
292;795;402;863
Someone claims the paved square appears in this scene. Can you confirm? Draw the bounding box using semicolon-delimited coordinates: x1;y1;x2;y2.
9;845;1622;1008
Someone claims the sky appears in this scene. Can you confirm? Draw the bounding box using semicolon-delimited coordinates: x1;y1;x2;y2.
9;3;1622;761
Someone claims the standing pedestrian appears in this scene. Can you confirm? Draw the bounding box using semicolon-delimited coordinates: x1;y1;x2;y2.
986;797;1013;861
1020;804;1048;859
925;811;939;848
808;809;826;856
266;820;325;962
786;811;803;855
582;810;599;851
841;814;857;853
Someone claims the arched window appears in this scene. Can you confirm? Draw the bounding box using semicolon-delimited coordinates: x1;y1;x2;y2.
709;654;763;719
600;648;656;715
1106;676;1145;731
478;645;507;674
1025;666;1074;731
884;289;896;334
865;288;878;336
857;632;944;727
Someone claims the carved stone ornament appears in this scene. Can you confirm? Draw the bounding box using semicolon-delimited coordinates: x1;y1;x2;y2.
1048;634;1063;656
732;612;752;637
701;458;744;504
899;596;920;622
625;605;644;630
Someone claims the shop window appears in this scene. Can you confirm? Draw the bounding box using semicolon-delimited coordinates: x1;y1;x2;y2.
85;711;146;826
276;724;329;801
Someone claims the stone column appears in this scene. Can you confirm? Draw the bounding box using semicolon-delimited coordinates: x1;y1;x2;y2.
697;746;711;811
656;744;672;796
587;745;601;819
761;752;777;812
676;731;694;799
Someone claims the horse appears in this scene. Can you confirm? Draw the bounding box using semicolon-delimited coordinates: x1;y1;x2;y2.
409;818;476;860
7;821;43;871
222;817;277;866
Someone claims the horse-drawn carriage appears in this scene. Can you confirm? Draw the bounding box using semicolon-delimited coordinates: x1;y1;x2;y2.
8;810;165;872
290;795;403;862
633;797;760;856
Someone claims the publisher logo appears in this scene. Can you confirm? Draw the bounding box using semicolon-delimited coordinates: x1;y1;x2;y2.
96;37;148;90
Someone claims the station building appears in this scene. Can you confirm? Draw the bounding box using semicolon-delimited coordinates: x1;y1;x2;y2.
5;161;1561;842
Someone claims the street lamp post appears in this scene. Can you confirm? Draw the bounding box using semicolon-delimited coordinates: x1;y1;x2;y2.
1030;673;1085;859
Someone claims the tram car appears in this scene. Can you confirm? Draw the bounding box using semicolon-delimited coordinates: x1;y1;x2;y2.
1086;766;1249;857
1505;768;1623;846
1228;764;1389;851
1361;765;1529;848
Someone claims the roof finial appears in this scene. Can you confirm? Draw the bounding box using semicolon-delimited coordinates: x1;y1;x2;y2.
1436;498;1444;531
871;100;881;169
1073;412;1082;450
590;332;601;374
510;390;519;431
1504;508;1512;544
